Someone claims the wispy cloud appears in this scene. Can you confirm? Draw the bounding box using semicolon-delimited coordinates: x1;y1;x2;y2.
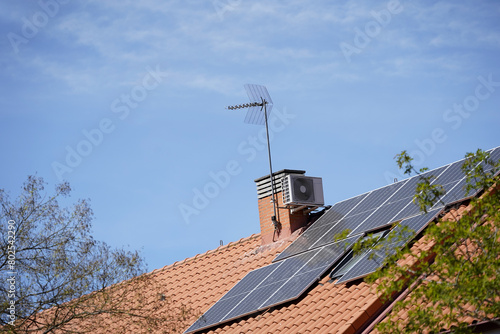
3;0;499;96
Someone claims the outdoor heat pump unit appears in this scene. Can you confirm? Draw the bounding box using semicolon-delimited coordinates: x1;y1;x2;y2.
282;174;324;206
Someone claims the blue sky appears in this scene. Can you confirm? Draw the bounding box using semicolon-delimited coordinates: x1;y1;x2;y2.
1;0;499;271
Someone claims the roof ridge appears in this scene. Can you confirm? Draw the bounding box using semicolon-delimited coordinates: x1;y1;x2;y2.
149;233;261;274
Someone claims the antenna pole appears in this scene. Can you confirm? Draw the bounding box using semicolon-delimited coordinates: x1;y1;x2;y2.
263;99;279;229
227;84;278;228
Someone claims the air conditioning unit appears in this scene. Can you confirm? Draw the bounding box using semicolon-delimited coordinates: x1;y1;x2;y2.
282;174;324;206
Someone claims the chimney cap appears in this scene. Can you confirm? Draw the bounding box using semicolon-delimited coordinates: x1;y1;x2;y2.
253;169;305;183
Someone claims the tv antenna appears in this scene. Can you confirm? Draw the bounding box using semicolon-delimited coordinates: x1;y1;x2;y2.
226;84;280;230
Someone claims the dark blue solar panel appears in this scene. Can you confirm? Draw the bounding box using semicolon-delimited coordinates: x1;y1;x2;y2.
436;147;500;206
263;238;360;307
434;161;465;186
274;203;370;262
308;236;361;270
273;193;371;262
335;246;395;285
336;208;442;284
390;208;443;243
390;167;449;222
488;147;500;167
314;193;370;228
275;212;372;262
223;280;284;320
352;198;411;233
441;179;461;198
221;263;280;301
311;215;369;247
273;223;334;262
261;267;325;308
185;236;360;333
265;251;315;283
345;182;404;217
391;166;448;201
349;167;447;234
190;296;245;331
339;248;390;284
404;148;500;213
391;201;421;222
435;179;470;207
472;147;500;180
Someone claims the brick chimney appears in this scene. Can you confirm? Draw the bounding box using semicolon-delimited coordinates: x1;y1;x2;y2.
254;169;312;245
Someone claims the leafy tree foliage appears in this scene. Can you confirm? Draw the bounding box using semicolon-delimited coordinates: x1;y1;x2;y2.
1;176;197;333
366;149;500;333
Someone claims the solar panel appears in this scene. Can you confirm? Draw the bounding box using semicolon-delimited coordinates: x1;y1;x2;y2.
353;197;415;233
310;214;371;248
219;264;280;301
329;231;386;279
434;160;465;186
346;178;425;235
393;168;445;199
185;235;361;333
434;178;472;208
273;194;369;262
309;193;370;229
387;165;449;222
467;146;500;180
273;216;368;263
429;147;500;206
335;208;443;284
431;147;500;208
391;207;443;241
273;223;335;259
345;182;405;217
243;84;273;125
335;246;395;285
488;146;500;167
344;166;446;235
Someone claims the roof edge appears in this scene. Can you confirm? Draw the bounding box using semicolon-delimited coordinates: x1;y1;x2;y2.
149;234;261;275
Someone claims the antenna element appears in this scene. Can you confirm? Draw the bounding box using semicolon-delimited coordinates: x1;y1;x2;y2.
227;84;279;229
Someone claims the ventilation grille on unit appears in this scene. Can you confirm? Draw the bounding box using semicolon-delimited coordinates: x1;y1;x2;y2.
282;174;324;206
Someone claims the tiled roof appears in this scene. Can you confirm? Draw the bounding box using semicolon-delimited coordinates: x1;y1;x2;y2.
159;231;387;334
33;202;493;333
45;224;388;333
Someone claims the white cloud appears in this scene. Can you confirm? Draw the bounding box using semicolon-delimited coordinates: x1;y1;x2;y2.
3;0;499;96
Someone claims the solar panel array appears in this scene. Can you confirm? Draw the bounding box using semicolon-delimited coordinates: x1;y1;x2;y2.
275;146;500;263
273;166;446;262
184;235;361;333
185;146;500;333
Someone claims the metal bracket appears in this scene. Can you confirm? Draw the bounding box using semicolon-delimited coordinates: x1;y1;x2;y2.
289;205;322;214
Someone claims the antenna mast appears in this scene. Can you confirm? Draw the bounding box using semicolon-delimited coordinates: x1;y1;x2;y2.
226;84;279;229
